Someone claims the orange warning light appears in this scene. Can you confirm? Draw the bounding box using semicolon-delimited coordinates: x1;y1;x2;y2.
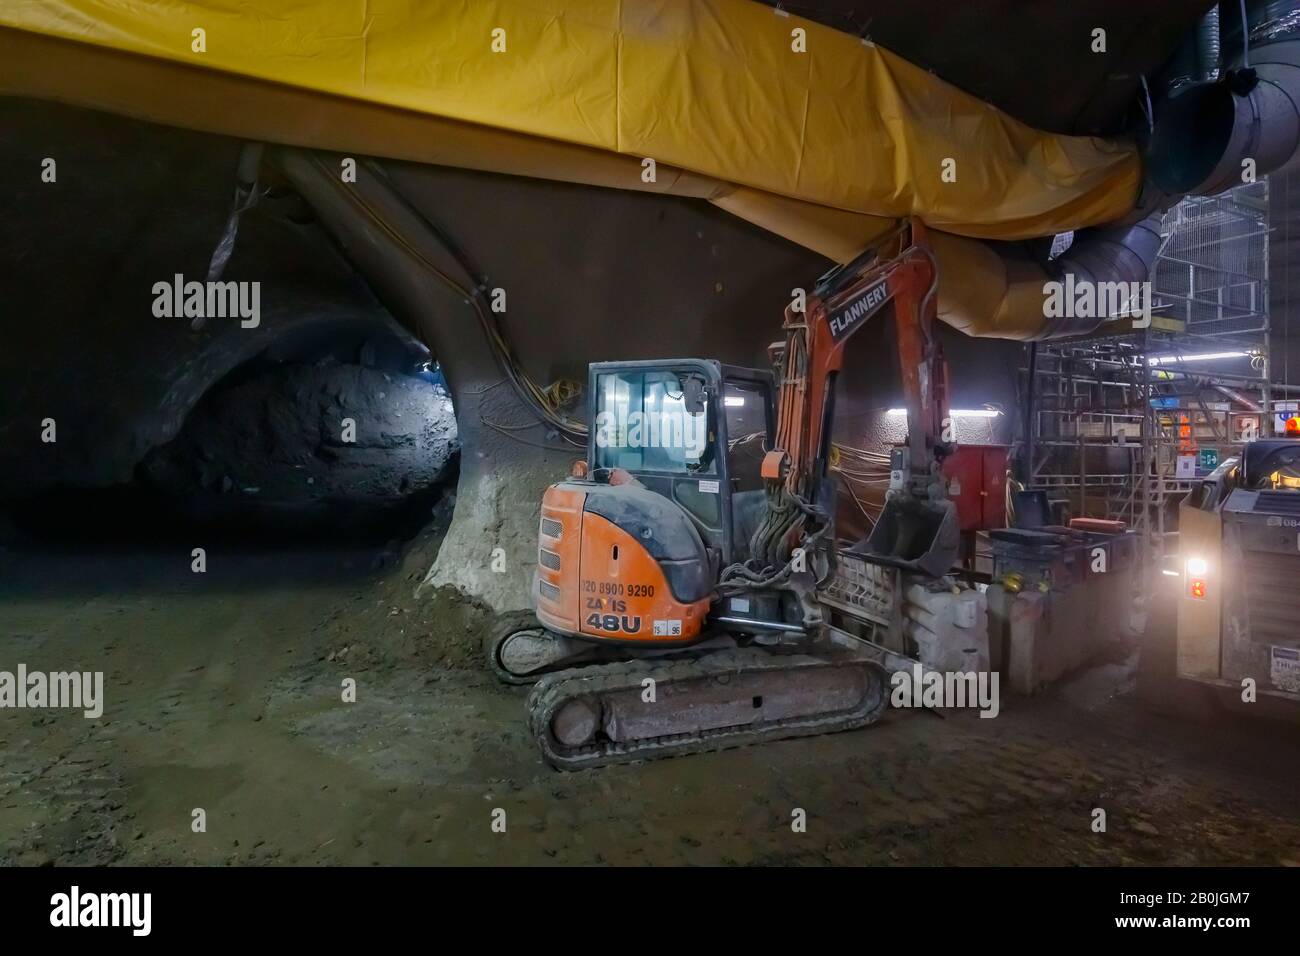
1286;416;1300;436
1189;578;1207;600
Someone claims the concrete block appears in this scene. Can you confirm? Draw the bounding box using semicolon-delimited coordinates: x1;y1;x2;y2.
903;581;990;673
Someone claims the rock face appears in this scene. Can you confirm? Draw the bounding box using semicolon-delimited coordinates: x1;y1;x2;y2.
139;362;457;523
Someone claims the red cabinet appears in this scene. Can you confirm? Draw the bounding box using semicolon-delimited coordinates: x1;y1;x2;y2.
941;445;1009;531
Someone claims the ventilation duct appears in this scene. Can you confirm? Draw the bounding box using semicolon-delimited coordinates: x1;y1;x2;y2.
1022;0;1300;340
1169;5;1223;93
1034;214;1165;338
1150;0;1300;197
931;215;1164;341
1;1;1295;343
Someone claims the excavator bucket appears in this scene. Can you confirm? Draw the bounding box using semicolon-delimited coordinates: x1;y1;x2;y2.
857;495;960;578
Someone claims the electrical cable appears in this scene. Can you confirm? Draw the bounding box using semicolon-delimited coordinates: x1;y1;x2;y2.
312;155;587;441
481;418;582;452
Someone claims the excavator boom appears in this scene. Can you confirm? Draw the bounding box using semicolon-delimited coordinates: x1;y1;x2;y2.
767;219;947;496
748;219;958;581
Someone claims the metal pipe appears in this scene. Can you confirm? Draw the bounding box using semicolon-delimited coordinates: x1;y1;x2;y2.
1027;1;1300;342
1200;5;1223;81
1022;342;1038;484
1150;3;1300;197
1211;383;1265;411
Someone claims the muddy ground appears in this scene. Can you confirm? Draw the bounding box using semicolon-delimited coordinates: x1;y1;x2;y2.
2;514;1299;867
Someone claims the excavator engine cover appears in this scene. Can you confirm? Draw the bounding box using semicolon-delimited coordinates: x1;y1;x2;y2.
534;480;712;645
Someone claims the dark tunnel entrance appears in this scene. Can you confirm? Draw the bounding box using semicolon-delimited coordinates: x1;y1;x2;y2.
2;348;459;551
0;97;463;581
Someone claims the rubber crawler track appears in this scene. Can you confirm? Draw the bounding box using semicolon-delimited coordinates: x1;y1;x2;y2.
484;611;550;686
526;647;889;770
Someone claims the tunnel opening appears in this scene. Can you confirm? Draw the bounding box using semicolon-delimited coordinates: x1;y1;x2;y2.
1;350;459;552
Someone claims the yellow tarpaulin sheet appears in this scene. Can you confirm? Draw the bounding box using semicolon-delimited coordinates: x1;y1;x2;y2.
0;0;1140;241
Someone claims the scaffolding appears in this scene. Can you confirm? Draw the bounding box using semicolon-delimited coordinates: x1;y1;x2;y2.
1023;336;1150;525
1022;180;1273;557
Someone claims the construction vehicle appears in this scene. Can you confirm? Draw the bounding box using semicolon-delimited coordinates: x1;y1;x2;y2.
1165;419;1300;710
489;219;961;769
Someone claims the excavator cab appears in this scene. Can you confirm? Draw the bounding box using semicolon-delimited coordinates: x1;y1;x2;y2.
586;359;776;568
518;359;777;657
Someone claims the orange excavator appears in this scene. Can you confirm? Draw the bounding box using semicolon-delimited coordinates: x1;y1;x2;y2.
489;219;960;768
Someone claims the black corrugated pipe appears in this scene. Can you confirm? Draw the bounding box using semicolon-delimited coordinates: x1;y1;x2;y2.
1149;0;1300;196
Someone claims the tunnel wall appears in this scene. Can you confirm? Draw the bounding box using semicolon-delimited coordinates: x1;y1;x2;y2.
275;150;1022;610
0;99;1020;610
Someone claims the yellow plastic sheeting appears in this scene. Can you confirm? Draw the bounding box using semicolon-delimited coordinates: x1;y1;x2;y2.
713;187;901;264
930;233;1064;340
0;25;1070;340
0;0;1140;241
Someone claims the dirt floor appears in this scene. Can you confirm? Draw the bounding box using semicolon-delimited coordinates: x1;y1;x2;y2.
2;514;1300;867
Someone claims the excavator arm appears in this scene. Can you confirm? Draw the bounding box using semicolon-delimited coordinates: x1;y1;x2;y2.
745;218;959;581
763;219;947;495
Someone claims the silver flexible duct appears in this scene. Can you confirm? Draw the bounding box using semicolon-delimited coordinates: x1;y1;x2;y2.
1200;5;1224;81
1170;5;1222;92
1252;0;1300;42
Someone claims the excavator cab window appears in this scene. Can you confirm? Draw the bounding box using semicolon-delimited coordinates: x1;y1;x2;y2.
724;381;768;493
591;368;716;476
